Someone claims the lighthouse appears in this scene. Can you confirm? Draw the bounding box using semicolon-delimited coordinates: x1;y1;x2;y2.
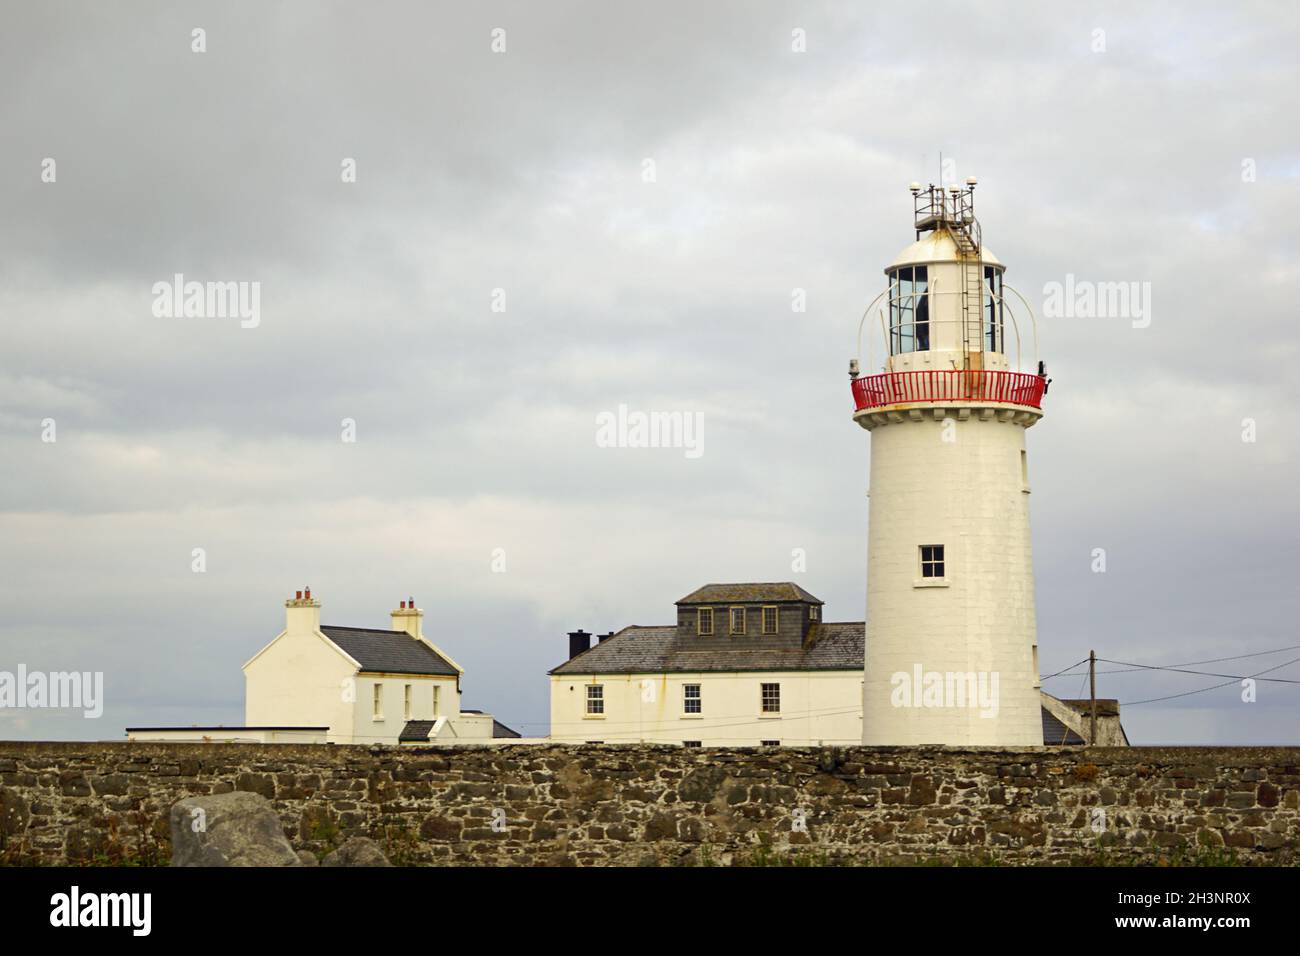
852;180;1049;746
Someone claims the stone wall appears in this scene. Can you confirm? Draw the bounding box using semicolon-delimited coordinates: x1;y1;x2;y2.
1;742;1297;866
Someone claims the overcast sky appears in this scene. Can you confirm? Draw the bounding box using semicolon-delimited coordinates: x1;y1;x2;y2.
1;1;1297;745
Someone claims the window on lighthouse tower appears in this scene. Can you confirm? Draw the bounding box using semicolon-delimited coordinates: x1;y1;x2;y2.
920;545;946;579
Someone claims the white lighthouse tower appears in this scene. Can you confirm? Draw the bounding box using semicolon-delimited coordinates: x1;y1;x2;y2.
852;180;1049;746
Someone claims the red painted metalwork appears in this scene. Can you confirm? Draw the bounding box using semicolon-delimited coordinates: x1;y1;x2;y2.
852;370;1046;412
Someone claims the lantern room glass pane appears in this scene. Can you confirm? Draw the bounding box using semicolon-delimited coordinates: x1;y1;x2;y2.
889;269;901;354
984;267;1003;353
914;266;929;351
888;266;929;355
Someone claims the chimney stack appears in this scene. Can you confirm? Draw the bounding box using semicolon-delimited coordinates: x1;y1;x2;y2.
568;629;591;659
284;586;321;634
598;631;614;643
391;597;424;640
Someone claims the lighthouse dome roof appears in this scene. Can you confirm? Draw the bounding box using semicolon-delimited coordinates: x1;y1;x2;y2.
885;228;1003;273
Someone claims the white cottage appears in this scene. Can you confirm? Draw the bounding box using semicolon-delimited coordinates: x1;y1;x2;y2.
548;583;1126;747
127;589;519;745
549;583;864;747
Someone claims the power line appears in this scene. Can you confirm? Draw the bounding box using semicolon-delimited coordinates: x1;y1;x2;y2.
1118;655;1300;707
545;701;868;734
1044;642;1300;679
1040;656;1090;681
1053;661;1090;746
543;708;869;742
1098;657;1300;685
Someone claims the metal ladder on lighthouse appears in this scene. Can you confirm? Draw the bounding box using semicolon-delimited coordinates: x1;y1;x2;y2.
948;193;984;385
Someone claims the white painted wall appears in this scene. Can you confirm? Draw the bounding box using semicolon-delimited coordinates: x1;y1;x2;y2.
856;216;1046;746
860;410;1043;745
549;671;862;745
351;673;460;745
436;712;493;741
244;626;359;745
124;728;328;744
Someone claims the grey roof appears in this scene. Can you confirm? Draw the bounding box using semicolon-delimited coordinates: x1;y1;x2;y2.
399;716;522;741
676;582;823;605
492;719;521;738
399;720;436;742
1041;708;1087;745
320;626;459;676
550;622;863;675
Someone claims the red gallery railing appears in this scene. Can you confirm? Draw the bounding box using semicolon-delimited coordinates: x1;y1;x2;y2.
852;370;1046;412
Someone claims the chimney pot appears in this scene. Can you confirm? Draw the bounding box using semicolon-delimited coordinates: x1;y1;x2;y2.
295;590;303;600
400;600;406;609
304;587;311;600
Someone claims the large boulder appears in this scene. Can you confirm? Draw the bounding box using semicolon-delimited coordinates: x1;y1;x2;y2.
170;791;301;867
320;836;393;867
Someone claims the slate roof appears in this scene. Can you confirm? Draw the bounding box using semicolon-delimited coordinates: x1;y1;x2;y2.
399;716;522;741
676;582;824;605
399;720;437;742
1041;707;1087;746
320;626;459;676
549;622;862;675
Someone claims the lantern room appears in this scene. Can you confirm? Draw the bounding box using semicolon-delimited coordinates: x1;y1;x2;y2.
850;180;1048;415
884;239;1006;360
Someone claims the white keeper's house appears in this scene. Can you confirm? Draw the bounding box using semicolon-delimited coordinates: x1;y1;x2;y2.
127;588;519;745
548;582;1127;747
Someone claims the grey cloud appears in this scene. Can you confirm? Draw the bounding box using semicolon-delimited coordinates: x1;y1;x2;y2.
1;1;1297;743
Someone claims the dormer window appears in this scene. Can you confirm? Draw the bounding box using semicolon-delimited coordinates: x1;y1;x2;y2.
762;606;778;634
730;607;746;635
698;607;714;636
809;606;820;622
